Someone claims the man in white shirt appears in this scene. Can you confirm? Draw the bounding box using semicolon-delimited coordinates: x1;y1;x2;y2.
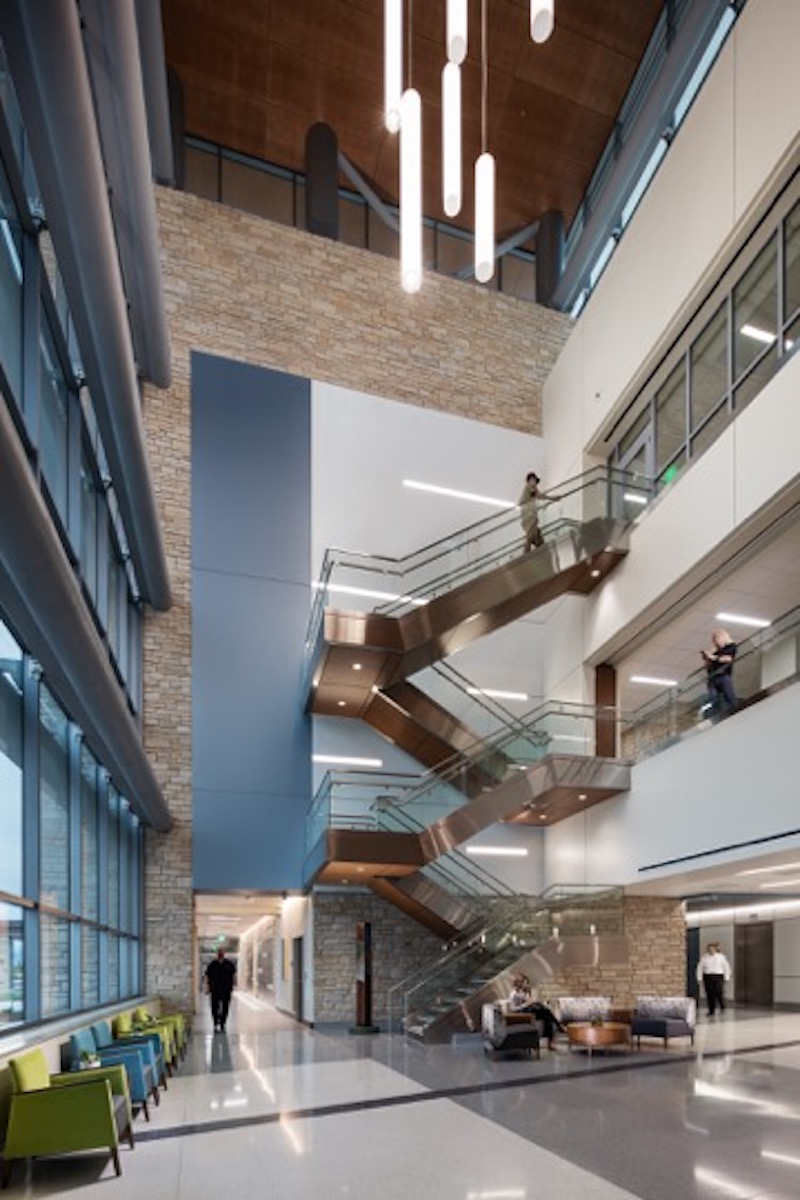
697;942;731;1016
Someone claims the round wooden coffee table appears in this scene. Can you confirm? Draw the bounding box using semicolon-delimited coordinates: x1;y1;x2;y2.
566;1021;630;1057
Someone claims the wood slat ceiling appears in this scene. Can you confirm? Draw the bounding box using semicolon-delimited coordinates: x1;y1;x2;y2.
162;0;663;241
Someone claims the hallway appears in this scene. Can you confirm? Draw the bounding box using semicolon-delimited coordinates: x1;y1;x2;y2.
9;997;800;1198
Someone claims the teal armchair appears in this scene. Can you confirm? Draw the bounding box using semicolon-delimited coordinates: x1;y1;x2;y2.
93;1019;167;1090
69;1028;159;1119
2;1047;134;1189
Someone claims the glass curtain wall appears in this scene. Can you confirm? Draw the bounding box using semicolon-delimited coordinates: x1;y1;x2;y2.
0;47;143;710
0;48;146;1031
0;614;144;1030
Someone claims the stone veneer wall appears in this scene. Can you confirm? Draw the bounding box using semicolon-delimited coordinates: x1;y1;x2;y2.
311;892;444;1024
140;186;572;1013
311;894;688;1025
540;896;688;1009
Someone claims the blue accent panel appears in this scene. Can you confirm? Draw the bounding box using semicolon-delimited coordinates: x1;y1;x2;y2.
192;352;311;584
192;572;309;795
191;352;311;890
193;791;305;891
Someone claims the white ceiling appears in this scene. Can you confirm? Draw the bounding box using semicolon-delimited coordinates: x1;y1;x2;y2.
195;892;283;942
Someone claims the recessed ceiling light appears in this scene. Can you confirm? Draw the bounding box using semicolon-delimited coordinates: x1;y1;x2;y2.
402;479;514;508
630;674;678;687
336;700;346;708
590;569;601;577
466;687;529;701
352;663;362;671
578;793;587;801
715;611;771;629
539;814;546;820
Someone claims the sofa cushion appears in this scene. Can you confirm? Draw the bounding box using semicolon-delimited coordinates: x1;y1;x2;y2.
635;995;696;1027
556;996;612;1024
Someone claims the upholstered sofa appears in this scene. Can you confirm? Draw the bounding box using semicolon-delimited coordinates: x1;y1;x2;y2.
481;1002;541;1059
553;996;614;1026
630;995;696;1048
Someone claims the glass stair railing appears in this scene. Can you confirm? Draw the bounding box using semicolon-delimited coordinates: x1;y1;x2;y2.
409;659;551;749
621;602;800;760
389;884;625;1040
305;465;652;701
306;770;518;903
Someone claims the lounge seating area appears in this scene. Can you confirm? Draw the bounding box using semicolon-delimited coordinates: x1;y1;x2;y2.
0;1001;190;1189
482;993;697;1062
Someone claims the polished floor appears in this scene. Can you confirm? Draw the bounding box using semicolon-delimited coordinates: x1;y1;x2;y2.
8;998;800;1198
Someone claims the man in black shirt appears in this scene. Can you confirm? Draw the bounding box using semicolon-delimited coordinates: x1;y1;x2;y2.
205;947;237;1032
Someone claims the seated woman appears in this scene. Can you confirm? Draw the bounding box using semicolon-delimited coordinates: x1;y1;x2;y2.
507;973;565;1045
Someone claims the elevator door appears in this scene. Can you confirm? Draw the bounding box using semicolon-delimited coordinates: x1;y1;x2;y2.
734;922;773;1007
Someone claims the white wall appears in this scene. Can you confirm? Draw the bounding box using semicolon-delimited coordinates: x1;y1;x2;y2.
775;917;800;1005
544;682;800;892
310;380;551;793
544;0;800;485
272;896;313;1020
312;381;545;564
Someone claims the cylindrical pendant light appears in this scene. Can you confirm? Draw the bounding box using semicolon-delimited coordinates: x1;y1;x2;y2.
474;0;494;283
400;87;422;293
474;151;495;283
384;0;403;133
442;62;462;218
530;0;555;44
446;0;467;65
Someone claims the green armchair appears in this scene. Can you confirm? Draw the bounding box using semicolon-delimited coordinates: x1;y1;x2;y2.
2;1047;134;1189
113;1011;176;1075
133;1005;189;1059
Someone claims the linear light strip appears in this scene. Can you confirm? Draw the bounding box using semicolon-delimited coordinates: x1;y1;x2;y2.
715;611;771;628
402;479;514;507
630;674;678;686
466;846;528;857
312;754;384;768
466;687;529;701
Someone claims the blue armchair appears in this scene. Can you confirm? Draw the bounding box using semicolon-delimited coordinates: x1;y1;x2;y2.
91;1019;167;1091
69;1028;159;1120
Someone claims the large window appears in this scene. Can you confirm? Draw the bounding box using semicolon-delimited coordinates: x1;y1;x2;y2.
0;158;23;405
39;686;70;912
1;35;147;1034
38;316;70;524
0;619;23;896
609;189;800;486
0;902;24;1030
0;617;145;1028
0;80;144;712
